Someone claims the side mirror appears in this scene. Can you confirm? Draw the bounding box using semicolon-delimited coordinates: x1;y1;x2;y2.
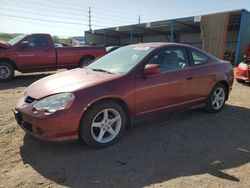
144;64;161;76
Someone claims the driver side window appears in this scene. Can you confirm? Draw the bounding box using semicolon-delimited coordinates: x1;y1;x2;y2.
26;36;49;48
147;47;189;73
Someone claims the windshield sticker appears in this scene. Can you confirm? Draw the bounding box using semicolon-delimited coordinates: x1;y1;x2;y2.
133;47;150;50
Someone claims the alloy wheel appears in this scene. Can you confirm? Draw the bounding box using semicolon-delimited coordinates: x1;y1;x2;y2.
0;66;11;79
212;87;225;110
91;108;122;143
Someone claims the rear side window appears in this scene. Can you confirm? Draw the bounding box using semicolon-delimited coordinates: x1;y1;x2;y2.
191;50;208;65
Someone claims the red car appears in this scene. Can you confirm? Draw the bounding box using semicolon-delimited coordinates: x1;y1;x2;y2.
236;44;250;83
236;61;250;83
0;33;106;81
14;43;234;148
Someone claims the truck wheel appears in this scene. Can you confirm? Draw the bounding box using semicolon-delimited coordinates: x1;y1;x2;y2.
79;57;94;68
79;101;126;148
205;83;227;113
0;62;15;81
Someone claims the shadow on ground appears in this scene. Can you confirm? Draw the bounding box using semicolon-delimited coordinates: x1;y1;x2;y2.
0;73;54;90
20;104;250;187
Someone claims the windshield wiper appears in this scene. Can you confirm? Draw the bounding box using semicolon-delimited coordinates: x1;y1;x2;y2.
91;68;113;74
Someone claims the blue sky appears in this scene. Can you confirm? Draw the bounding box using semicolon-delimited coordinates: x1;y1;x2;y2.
0;0;249;37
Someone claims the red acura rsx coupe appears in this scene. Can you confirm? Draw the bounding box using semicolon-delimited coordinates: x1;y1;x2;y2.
14;43;234;148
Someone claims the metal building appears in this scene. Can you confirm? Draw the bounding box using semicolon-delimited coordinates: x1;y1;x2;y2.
85;9;250;65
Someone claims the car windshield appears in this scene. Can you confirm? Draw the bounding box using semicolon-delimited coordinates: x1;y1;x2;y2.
87;46;154;74
7;35;26;46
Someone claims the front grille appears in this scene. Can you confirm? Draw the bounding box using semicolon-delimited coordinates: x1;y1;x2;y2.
25;96;35;103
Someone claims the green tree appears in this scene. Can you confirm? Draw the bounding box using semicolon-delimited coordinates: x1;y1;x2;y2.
0;34;14;41
52;35;60;43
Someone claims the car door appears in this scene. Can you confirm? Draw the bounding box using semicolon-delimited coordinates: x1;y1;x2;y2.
135;47;196;116
11;35;56;70
188;48;216;100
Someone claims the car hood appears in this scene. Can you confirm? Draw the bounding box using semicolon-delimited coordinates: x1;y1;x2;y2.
0;41;11;49
26;68;122;99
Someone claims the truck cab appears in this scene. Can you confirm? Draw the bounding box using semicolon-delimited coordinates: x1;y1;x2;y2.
0;33;106;81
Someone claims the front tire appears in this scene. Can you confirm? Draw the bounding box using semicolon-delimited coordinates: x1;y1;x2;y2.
0;62;15;82
79;101;126;148
205;83;227;113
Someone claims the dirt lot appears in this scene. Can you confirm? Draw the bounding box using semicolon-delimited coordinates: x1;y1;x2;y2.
0;72;250;188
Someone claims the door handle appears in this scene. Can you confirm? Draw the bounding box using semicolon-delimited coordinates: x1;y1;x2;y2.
186;76;193;80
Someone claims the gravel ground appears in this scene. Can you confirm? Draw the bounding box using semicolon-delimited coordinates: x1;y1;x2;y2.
0;71;250;188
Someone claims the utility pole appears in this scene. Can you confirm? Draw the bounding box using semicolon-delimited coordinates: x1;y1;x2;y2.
138;15;141;24
88;6;92;31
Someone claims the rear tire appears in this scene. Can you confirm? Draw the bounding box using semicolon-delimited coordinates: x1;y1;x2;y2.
205;83;227;113
79;101;126;148
0;62;15;82
79;57;94;68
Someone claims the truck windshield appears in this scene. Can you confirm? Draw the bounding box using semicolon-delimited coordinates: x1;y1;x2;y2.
87;46;154;74
7;35;26;46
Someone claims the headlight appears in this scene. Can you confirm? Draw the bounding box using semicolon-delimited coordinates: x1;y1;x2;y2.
33;93;74;113
239;62;248;70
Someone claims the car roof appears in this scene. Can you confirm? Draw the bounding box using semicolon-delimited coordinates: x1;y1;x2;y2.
127;42;218;61
128;42;191;49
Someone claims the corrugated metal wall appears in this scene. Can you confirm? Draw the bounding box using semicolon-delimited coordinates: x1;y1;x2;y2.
235;10;250;65
119;35;168;45
179;33;202;49
200;13;229;59
120;36;142;45
224;30;239;63
120;37;131;45
226;30;238;52
85;32;119;45
143;35;168;43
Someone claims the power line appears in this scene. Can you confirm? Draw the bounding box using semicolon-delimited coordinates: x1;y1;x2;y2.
1;0;140;30
1;6;88;22
1;5;137;29
0;15;84;32
3;0;89;18
6;0;138;22
0;13;87;26
92;9;138;20
91;15;136;25
91;19;127;26
40;0;140;16
92;6;139;17
92;14;136;23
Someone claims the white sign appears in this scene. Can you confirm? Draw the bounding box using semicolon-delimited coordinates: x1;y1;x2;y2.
146;22;151;28
194;16;201;22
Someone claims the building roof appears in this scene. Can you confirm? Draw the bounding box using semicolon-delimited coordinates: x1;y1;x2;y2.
86;9;245;38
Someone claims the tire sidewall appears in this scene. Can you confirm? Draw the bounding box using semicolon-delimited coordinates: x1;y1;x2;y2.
79;101;126;148
206;83;227;113
0;62;15;81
